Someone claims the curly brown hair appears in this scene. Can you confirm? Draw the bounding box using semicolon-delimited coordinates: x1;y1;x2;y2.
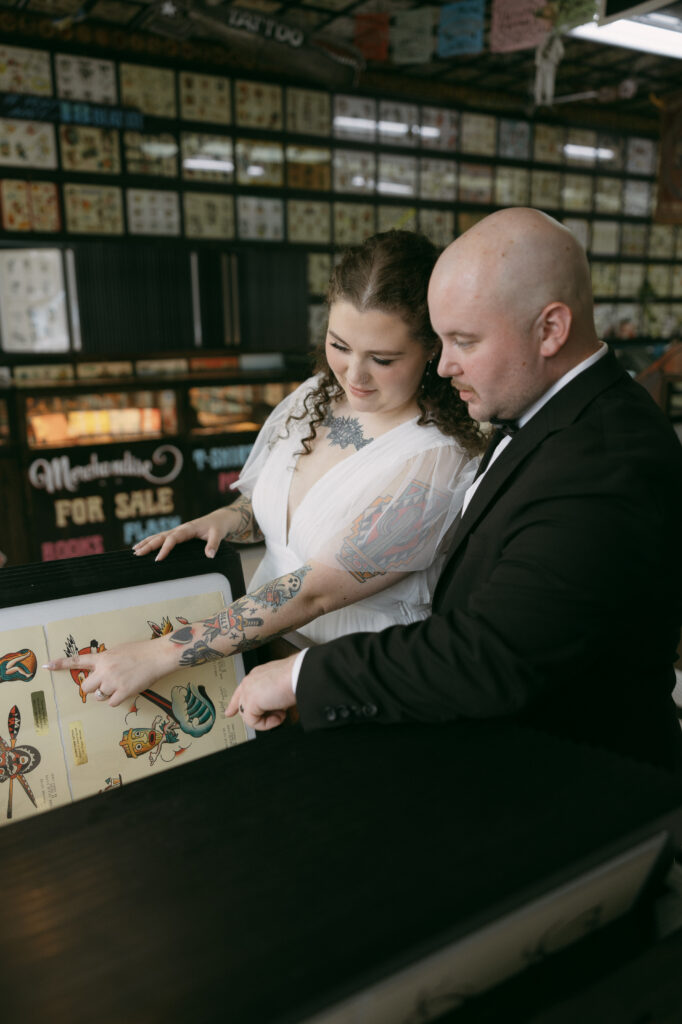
287;230;485;458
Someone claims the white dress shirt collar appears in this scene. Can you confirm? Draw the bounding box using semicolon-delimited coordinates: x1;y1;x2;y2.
517;341;608;429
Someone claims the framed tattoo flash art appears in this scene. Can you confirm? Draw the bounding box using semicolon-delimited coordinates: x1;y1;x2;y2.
0;119;57;169
119;63;177;119
286;146;331;191
184;192;235;240
420;105;458;151
286;87;330;136
0;179;60;232
377;206;417;233
235;80;282;130
181;133;234;183
126;189;181;236
124;132;178;177
237;196;284;241
419;157;457;201
179;71;231;125
0;44;53;95
287;200;331;244
59;125;121;174
418;208;455;248
55;53;118;105
333;202;375;245
0;248;70;352
63;183;124;234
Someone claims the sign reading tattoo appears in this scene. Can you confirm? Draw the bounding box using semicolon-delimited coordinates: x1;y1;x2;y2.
338;480;449;582
323;411;373;451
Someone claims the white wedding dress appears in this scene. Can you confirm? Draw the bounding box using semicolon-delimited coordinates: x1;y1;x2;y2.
234;377;478;647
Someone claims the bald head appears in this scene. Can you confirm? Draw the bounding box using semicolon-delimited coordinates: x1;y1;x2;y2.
429;209;602;423
431;208;598;355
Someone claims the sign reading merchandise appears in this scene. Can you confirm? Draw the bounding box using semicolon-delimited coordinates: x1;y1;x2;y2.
27;442;186;561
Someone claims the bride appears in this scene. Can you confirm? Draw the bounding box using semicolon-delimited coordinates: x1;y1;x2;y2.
45;230;484;706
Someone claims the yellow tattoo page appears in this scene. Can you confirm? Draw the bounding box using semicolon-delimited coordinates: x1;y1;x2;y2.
0;593;248;826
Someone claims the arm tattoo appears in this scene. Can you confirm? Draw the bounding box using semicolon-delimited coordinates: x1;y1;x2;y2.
248;565;312;609
178;640;223;667
228;495;264;543
170;567;311;658
336;480;448;582
323;411;373;451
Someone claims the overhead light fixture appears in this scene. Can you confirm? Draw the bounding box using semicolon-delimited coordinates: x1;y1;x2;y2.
563;143;616;161
377;181;415;195
569;11;682;58
183;157;234;173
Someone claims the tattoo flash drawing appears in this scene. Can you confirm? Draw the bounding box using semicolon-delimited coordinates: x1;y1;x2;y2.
64;634;106;702
120;681;218;766
337;480;448;582
323;411;373;451
0;648;38;683
0;705;40;819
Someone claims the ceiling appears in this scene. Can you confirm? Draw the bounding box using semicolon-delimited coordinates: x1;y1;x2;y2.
6;0;682;130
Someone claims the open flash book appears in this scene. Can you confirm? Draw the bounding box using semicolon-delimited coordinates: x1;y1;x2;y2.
0;584;251;826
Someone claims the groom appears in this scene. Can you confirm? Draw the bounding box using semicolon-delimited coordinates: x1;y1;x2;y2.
228;207;682;772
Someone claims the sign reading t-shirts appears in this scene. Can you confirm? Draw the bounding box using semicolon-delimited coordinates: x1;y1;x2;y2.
186;438;255;520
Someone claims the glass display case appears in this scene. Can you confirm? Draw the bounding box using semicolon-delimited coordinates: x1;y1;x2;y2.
24;389;178;448
188;381;299;435
0;356;307;565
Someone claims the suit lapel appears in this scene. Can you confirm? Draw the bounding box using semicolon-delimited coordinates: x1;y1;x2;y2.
445;350;626;566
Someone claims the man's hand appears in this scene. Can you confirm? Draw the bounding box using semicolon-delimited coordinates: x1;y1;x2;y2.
226;654;298;731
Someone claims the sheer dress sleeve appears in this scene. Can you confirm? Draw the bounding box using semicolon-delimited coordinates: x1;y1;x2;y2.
231;376;319;499
305;439;478;578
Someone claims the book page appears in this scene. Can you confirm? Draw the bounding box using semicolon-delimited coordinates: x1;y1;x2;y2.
0;625;72;824
45;591;248;802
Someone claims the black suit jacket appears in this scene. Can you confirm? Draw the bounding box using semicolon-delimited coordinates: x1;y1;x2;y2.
297;352;682;771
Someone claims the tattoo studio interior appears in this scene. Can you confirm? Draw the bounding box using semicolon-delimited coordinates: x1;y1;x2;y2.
2;1;682;1021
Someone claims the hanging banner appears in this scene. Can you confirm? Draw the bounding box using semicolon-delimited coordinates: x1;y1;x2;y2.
655;92;682;224
490;0;550;53
436;0;485;58
391;8;435;64
354;12;390;61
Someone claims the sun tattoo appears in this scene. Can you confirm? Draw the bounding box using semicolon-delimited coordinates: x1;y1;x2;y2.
323;411;373;451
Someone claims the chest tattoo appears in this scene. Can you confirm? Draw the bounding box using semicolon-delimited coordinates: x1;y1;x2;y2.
323;411;373;451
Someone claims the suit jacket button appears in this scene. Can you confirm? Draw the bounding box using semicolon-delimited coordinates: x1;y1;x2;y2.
324;706;337;722
362;703;378;718
338;706;350;719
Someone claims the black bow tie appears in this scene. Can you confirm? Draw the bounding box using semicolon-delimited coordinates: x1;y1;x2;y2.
474;418;519;481
489;417;519;436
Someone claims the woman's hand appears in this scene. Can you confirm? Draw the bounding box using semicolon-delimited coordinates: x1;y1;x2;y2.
44;637;178;708
226;655;298;731
133;507;235;562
